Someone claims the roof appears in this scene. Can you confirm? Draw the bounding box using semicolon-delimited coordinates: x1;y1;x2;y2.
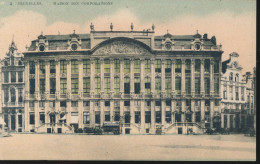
222;59;231;74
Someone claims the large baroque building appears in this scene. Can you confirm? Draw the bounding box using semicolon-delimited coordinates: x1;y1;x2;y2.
1;41;25;132
221;52;255;131
23;25;223;134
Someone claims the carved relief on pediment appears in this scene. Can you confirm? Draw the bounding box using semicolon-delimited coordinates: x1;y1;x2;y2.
93;41;150;56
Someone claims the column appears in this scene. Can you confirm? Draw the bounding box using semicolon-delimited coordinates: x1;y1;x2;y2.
140;59;145;95
210;59;214;96
161;100;166;128
150;100;155;133
171;100;175;122
15;114;18;132
110;59;114;95
227;114;230;128
201;100;205;126
66;59;71;98
181;59;185;95
66;101;71;125
110;100;114;121
24;61;29;132
100;100;104;126
89;100;94;127
35;60;40;98
34;101;39;129
130;58;134;94
100;58;104;94
140;100;145;133
45;60;50;97
191;59;195;97
78;60;83;128
24;102;29;131
181;100;186;122
161;60;166;93
56;59;61;98
120;100;124;134
151;59;155;94
221;114;224;128
200;59;205;96
8;115;11;131
191;100;195;122
119;59;124;95
210;100;214;128
130;100;134;124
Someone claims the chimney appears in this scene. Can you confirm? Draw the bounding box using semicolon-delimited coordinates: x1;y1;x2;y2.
203;33;208;39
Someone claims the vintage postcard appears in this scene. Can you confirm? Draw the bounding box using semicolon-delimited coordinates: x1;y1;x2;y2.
0;0;256;161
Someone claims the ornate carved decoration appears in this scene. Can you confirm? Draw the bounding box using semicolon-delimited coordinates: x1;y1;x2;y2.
93;41;150;56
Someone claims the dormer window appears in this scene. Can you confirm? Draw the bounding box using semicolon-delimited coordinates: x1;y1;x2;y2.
194;42;201;51
39;44;45;52
165;42;172;50
18;60;22;66
4;61;8;66
229;72;233;81
71;43;78;51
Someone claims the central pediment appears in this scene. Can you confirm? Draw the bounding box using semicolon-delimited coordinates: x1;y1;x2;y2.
92;38;152;56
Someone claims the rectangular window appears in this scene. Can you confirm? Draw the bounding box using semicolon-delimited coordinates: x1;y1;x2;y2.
155;77;161;94
104;59;110;73
146;101;151;106
175;77;181;95
11;72;16;82
29;101;34;107
185;78;191;94
134;60;140;73
39;112;45;124
166;100;171;106
71;60;78;74
114;77;120;94
60;60;67;74
49;101;55;108
60;78;67;94
204;59;210;73
124;77;130;94
71;78;79;94
204;78;210;95
175;59;181;73
165;60;171;73
95;60;100;73
165;77;171;94
50;60;56;74
83;78;90;94
95;111;100;124
83;112;90;124
50;78;56;94
134;100;141;106
30;79;35;94
214;76;219;94
83;101;90;107
95;100;100;107
135;111;141;123
114;111;120;121
229;86;233;100
83;59;90;73
214;60;219;73
223;85;227;100
195;112;201;122
195;78;200;95
71;101;78;107
124;59;130;73
241;87;244;101
105;101;110;106
4;72;9;83
60;101;66;107
156;111;161;123
40;79;45;94
195;59;201;73
105;111;110;121
134;77;140;94
39;61;45;74
145;59;151;73
18;72;23;82
104;77;110;94
185;60;191;73
145;111;151;123
124;112;130;123
124;101;130;106
29;61;35;74
166;111;171;123
30;113;35;124
155;59;161;73
155;101;161;106
114;59;120;73
95;77;100;94
145;77;151;94
18;89;23;102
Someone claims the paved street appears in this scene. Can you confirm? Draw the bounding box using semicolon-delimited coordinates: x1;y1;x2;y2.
0;134;256;161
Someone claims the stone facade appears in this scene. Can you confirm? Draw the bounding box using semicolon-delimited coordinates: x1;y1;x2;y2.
1;41;25;132
23;28;223;134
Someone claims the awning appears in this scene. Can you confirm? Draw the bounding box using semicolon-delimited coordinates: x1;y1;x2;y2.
0;117;6;125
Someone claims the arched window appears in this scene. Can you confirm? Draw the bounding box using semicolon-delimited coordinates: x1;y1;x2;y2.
10;88;16;102
229;73;233;81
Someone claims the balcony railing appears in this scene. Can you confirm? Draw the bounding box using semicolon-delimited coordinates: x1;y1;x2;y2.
3;102;24;107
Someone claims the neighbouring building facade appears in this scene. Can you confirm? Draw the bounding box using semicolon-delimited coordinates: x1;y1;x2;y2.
1;41;25;132
221;52;255;132
22;25;223;134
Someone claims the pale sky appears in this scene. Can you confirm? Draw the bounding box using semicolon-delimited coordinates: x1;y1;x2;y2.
0;0;256;73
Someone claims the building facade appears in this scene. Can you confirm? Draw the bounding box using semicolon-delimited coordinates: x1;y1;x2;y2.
221;52;255;132
1;41;25;132
23;25;223;134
